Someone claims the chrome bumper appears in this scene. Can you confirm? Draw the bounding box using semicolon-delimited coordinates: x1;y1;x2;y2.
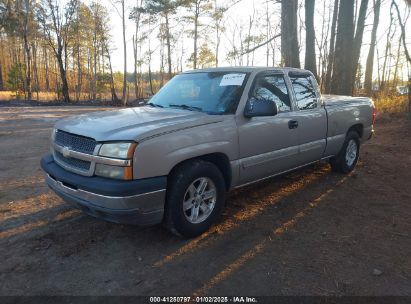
41;154;167;226
46;174;166;226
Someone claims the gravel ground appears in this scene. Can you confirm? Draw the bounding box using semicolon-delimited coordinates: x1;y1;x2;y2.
0;106;410;296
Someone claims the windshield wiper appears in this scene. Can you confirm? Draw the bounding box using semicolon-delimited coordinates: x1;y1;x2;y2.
147;103;164;108
169;104;203;112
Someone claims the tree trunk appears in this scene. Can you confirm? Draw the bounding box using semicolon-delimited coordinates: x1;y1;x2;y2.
22;39;28;98
392;0;411;119
93;13;98;101
324;0;339;94
0;60;3;91
193;6;199;69
380;6;394;91
330;0;355;95
133;35;138;99
0;40;4;91
57;49;70;103
409;77;411;120
265;1;270;66
281;0;301;68
215;26;220;67
246;15;253;66
391;1;410;64
121;0;127;106
364;0;381;96
304;0;317;79
148;58;154;95
105;44;119;103
392;35;402;88
133;0;142;98
32;42;39;100
165;13;172;78
23;34;31;100
351;0;369;91
44;46;50;92
76;41;82;102
160;44;165;87
87;49;91;99
23;0;31;100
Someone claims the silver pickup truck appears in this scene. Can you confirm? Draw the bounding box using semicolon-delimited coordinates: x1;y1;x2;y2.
41;67;375;237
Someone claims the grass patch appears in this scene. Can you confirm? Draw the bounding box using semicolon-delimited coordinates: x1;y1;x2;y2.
373;93;409;114
0;91;58;102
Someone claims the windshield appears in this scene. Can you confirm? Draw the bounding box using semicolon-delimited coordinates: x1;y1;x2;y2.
148;72;249;114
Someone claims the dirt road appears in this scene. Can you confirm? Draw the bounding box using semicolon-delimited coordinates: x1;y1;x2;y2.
0;106;410;296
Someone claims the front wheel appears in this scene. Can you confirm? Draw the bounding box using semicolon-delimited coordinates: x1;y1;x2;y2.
330;131;360;173
164;160;226;238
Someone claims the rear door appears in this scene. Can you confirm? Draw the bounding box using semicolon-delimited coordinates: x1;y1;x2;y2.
288;72;327;165
236;73;301;184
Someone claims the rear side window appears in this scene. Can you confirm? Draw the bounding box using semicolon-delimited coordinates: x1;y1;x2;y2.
252;74;291;112
290;76;317;110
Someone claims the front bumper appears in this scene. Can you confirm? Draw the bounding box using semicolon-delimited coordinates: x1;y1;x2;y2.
41;154;167;226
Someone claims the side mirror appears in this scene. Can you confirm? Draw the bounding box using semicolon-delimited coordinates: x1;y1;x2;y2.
244;98;278;118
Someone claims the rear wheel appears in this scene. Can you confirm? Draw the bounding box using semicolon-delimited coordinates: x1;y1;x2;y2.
330;131;360;173
164;160;225;238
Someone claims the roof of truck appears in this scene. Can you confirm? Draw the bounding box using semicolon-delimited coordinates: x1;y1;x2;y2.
183;66;313;74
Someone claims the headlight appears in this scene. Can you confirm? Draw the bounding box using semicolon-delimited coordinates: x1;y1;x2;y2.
95;142;136;180
95;164;133;180
98;142;137;159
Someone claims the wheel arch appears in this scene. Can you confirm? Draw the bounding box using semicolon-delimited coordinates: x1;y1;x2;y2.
168;153;232;191
347;123;364;138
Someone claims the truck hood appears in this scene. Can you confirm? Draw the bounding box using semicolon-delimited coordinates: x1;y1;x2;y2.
55;106;224;142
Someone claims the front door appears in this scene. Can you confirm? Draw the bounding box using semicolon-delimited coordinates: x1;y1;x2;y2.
237;73;301;185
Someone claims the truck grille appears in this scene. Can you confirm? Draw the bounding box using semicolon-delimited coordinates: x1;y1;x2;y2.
55;130;97;155
53;129;98;175
54;151;91;172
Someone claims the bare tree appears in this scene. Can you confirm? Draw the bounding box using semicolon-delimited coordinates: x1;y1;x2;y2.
130;0;143;99
364;0;381;96
120;0;127;105
22;0;32;100
103;40;119;103
392;0;411;63
185;0;212;69
324;0;339;94
32;41;40;99
138;0;181;79
392;0;411;117
211;0;240;67
38;0;78;103
108;0;128;104
352;0;369;90
380;6;395;90
73;3;81;101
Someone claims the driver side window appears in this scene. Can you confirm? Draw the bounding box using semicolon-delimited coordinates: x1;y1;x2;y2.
252;74;291;112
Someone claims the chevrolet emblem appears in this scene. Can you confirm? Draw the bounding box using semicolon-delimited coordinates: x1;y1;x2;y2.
62;147;70;158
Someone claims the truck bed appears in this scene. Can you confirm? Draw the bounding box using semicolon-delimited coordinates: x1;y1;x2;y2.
322;94;372;106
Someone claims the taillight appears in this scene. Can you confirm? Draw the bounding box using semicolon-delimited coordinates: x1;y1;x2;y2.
372;106;377;125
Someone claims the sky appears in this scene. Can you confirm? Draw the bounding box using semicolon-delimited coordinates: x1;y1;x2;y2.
93;0;410;80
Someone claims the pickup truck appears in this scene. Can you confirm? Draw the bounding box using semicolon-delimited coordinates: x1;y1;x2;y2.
41;67;375;238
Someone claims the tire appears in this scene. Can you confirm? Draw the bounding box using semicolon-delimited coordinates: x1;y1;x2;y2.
164;160;226;238
330;131;361;173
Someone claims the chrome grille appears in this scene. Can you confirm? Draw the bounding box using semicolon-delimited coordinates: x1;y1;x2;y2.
55;130;97;155
54;151;91;172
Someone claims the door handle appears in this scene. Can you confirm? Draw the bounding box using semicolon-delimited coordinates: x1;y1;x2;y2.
288;120;299;129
